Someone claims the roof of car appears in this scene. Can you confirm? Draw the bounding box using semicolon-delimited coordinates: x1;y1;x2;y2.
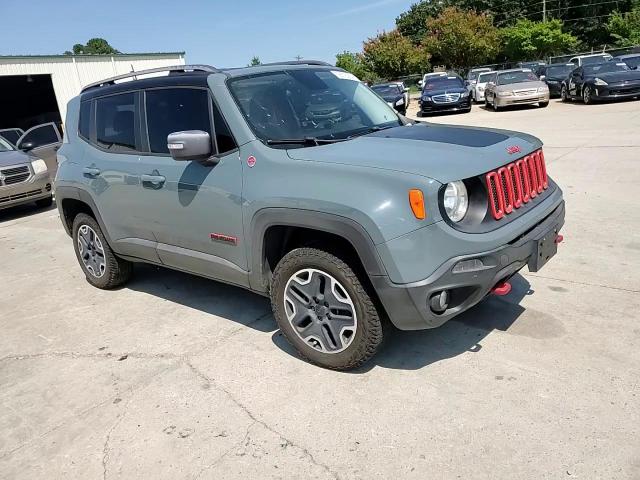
545;62;576;67
572;53;612;58
80;61;341;99
614;53;640;59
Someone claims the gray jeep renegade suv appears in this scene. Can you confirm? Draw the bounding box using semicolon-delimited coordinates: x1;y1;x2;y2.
55;62;565;370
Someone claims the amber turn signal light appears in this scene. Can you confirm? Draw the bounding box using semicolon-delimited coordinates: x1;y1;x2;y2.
408;189;426;220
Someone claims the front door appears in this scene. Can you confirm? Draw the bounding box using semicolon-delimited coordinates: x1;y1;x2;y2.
16;122;62;181
137;87;247;285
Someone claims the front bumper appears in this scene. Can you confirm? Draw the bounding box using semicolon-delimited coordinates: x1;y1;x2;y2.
372;201;565;330
419;96;471;113
495;92;549;107
594;84;640;100
0;173;52;211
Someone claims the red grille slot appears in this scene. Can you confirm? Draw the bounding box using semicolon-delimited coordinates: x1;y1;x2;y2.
485;149;549;220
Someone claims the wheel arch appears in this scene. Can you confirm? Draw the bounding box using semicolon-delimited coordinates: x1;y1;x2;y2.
249;208;388;294
57;186;114;246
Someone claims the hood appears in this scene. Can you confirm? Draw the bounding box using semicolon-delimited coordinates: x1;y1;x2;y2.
423;86;467;96
381;93;404;102
589;70;640;83
497;81;543;91
286;123;541;183
0;149;31;168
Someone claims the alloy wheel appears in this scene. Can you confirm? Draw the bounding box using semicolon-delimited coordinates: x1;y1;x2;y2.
583;86;592;104
283;268;357;354
77;225;106;278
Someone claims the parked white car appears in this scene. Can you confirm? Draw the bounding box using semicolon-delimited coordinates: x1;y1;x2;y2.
569;53;613;67
472;70;496;102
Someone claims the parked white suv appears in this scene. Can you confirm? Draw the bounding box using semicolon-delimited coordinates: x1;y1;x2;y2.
471;71;496;102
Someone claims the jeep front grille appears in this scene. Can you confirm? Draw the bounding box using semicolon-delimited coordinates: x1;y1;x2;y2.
0;165;31;186
485;149;548;220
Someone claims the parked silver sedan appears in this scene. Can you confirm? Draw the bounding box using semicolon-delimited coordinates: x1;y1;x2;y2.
484;69;550;111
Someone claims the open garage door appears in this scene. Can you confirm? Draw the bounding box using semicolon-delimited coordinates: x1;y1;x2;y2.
0;74;62;132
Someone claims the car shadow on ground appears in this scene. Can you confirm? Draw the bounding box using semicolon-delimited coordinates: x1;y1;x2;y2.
481;103;543;112
0;201;57;224
125;263;533;371
272;274;533;372
126;264;275;333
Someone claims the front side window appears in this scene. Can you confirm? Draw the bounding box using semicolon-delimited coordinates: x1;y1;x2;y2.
228;68;401;144
145;88;212;154
96;93;138;152
19;124;60;149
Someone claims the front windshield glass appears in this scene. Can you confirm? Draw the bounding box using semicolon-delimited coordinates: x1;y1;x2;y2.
621;56;640;68
0;136;15;152
477;72;493;83
547;65;575;77
584;62;630;75
371;85;400;96
498;70;538;85
582;55;612;65
227;69;401;143
423;77;464;90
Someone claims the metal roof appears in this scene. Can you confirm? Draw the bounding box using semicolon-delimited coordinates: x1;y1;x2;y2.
0;52;185;59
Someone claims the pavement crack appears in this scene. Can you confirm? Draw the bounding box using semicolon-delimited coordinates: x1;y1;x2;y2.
0;351;182;364
184;360;340;479
528;274;640;293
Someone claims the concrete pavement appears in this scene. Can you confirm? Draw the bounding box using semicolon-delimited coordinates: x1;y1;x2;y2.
1;98;639;479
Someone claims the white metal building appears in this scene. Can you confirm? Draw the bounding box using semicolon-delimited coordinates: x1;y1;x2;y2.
0;52;185;130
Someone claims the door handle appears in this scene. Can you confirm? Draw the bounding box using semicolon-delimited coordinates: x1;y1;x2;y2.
83;166;101;178
141;173;166;189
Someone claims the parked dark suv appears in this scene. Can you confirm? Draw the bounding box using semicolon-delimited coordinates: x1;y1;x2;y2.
56;63;565;370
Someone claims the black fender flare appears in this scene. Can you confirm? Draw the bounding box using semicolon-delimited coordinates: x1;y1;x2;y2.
248;208;388;292
56;185;114;247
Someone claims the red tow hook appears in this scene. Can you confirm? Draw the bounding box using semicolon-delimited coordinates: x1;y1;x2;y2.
555;234;564;244
491;282;512;296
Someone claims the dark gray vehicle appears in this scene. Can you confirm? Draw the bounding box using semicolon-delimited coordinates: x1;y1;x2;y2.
0;135;54;211
55;63;565;370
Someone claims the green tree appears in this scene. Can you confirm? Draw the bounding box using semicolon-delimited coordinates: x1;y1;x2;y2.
64;38;120;55
607;3;640;46
335;51;377;82
248;56;262;66
396;1;451;45
500;19;578;61
361;30;430;79
422;8;499;70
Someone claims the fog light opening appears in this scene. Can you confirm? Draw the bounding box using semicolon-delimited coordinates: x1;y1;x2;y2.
429;290;449;314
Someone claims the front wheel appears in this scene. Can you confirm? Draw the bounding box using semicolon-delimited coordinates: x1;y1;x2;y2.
270;248;383;370
539;101;549;108
583;85;593;104
560;85;569;102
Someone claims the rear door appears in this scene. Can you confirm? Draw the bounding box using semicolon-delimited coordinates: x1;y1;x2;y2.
16;122;62;180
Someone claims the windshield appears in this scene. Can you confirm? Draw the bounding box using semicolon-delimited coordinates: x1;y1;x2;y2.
620;56;640;69
371;85;400;96
547;65;575;77
584;62;630;75
498;70;538;85
477;72;493;83
227;69;401;144
582;55;612;65
0;136;15;152
423;77;464;90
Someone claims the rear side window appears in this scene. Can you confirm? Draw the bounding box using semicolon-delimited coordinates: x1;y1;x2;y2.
145;88;211;154
96;93;138;152
78;101;91;140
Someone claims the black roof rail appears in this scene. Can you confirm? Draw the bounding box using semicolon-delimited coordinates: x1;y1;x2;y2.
257;60;334;67
81;64;219;92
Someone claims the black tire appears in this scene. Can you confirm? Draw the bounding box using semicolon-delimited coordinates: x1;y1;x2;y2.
539;101;549;108
583;85;593;104
492;99;500;111
270;247;383;370
72;213;132;289
35;196;53;208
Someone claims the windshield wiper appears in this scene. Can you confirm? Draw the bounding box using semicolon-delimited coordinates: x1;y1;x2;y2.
266;137;345;146
348;125;395;139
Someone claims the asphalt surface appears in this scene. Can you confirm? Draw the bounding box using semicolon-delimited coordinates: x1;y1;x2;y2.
1;98;639;479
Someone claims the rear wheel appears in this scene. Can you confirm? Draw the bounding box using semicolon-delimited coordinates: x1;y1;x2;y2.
270;248;383;370
72;213;132;289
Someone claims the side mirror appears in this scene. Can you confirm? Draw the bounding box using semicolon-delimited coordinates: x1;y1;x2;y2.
418;80;423;87
167;130;213;161
540;75;546;80
20;141;35;152
404;87;409;93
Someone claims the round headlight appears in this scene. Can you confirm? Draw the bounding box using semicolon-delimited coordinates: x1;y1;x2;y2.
443;181;469;222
